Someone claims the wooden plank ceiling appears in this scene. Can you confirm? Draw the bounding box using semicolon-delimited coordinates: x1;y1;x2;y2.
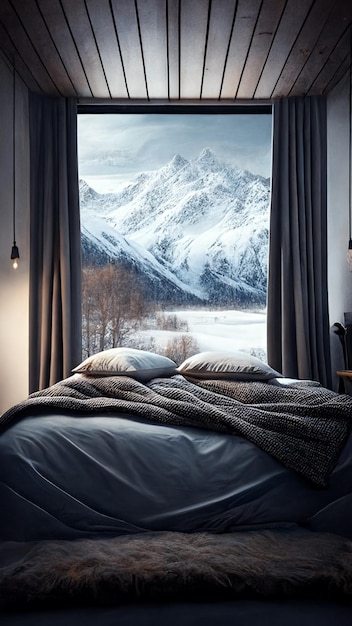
0;0;351;101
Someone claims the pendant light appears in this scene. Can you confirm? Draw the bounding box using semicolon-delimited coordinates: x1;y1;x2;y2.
348;24;352;271
10;64;19;270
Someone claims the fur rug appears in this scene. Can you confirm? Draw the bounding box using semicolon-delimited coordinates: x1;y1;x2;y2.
1;529;352;609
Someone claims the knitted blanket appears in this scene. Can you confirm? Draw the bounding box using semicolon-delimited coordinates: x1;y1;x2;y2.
1;374;351;487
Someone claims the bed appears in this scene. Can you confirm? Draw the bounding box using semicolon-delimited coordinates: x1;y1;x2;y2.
1;348;352;625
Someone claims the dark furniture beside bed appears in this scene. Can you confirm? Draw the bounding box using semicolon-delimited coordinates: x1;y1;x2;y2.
337;370;352;395
1;349;352;624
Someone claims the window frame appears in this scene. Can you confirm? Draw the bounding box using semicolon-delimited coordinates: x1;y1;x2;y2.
77;103;273;362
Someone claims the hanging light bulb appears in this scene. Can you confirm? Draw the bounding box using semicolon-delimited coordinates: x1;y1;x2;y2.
11;242;19;269
10;64;20;269
348;240;352;272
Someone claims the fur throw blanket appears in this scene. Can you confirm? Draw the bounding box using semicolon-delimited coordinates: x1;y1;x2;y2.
0;374;351;487
1;529;352;609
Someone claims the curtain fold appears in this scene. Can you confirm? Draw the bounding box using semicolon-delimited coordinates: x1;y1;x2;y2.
267;96;331;388
29;94;82;392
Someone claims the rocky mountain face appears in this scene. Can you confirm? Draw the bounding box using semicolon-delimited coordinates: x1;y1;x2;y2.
80;148;270;308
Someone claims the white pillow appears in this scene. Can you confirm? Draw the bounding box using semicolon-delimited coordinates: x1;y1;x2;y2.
177;350;283;381
72;347;177;381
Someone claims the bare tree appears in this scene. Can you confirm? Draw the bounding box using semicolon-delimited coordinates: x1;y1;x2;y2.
164;334;199;365
82;262;155;357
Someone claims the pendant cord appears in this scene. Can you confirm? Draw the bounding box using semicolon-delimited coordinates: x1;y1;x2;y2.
349;23;352;242
12;64;16;245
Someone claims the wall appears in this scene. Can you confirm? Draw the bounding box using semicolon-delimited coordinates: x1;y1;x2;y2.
327;73;352;387
0;54;30;413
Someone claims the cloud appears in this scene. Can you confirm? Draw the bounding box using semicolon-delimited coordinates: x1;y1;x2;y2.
78;113;272;192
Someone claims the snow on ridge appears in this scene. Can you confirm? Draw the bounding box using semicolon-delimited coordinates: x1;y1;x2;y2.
80;148;270;306
81;211;204;299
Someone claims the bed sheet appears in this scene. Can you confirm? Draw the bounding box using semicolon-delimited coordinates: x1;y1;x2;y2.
0;411;351;541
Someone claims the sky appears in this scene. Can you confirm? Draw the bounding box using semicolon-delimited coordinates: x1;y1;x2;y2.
78;113;273;194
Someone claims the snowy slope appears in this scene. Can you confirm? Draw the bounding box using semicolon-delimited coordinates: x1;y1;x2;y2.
81;210;204;305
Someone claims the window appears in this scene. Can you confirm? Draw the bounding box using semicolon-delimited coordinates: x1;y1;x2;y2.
78;107;272;364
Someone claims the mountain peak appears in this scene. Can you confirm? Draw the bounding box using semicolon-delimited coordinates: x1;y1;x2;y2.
79;178;92;191
156;153;189;181
79;179;100;206
162;153;189;174
171;153;188;168
194;147;222;172
197;147;217;162
199;147;215;158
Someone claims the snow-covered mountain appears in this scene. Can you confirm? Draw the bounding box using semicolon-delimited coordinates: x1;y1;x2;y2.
80;148;270;307
81;211;204;305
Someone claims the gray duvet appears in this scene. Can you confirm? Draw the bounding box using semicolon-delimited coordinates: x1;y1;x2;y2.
0;375;352;542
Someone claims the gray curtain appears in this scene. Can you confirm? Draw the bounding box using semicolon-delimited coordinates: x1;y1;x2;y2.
267;96;331;388
29;94;82;392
